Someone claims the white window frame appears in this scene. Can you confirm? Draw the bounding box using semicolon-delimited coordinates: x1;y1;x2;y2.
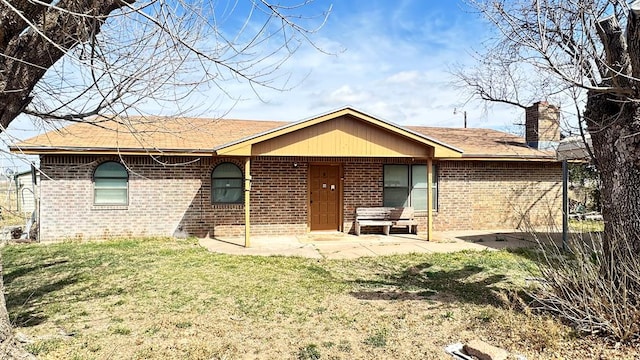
93;161;129;205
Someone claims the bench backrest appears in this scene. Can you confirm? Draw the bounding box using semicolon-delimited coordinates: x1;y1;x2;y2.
355;207;394;220
355;207;415;221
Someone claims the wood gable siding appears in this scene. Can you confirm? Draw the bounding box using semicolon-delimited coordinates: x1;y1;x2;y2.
251;115;432;157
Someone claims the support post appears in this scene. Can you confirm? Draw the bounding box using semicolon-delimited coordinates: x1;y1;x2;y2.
244;157;251;248
562;159;568;251
427;159;433;241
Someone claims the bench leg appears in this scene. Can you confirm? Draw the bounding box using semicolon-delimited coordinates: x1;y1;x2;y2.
355;223;361;236
383;225;390;236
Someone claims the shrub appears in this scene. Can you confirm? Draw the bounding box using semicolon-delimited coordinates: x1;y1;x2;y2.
531;230;640;342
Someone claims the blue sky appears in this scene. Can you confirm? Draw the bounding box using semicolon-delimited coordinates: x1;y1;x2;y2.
3;0;530;170
206;0;521;127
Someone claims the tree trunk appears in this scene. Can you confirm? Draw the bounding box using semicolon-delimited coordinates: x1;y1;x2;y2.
0;0;135;128
587;2;640;268
0;256;34;359
0;3;136;357
584;92;640;260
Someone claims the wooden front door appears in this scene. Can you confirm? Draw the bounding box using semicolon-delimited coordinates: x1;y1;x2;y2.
310;165;341;231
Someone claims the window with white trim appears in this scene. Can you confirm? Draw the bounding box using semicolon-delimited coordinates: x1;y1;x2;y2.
211;163;243;204
93;162;128;205
383;164;438;211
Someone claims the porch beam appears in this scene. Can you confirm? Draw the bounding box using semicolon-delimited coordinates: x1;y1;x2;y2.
427;159;433;241
244;157;251;248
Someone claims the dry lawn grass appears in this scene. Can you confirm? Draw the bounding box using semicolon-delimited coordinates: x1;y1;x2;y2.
2;238;637;359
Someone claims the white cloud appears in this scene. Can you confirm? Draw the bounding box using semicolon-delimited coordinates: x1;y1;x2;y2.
326;85;371;104
202;1;517;128
384;71;424;85
1;0;541;172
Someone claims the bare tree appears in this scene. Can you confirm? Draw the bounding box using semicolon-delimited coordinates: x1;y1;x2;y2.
457;0;640;340
0;0;328;357
1;1;330;127
458;0;640;254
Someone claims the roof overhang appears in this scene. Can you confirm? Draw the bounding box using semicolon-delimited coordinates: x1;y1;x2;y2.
213;107;464;158
557;135;592;161
440;156;558;162
9;146;215;157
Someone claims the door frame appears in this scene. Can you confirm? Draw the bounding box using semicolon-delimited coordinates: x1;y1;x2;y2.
307;163;343;232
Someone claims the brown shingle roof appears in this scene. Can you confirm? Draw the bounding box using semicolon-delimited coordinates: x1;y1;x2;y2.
407;126;555;159
11;115;555;160
12;117;287;155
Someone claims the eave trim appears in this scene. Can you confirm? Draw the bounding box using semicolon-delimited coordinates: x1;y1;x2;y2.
9;146;215;157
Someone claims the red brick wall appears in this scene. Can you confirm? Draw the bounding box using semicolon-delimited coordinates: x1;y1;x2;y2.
250;158;308;234
38;155;312;241
432;161;562;231
40;155;217;240
37;155;561;241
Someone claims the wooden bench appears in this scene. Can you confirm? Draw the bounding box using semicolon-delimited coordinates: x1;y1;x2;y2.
389;207;418;235
354;207;418;236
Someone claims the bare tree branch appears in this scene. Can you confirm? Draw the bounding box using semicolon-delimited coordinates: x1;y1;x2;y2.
0;2;330;354
459;1;640;342
0;1;330;130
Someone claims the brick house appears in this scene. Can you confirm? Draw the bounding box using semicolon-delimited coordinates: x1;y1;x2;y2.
10;104;562;243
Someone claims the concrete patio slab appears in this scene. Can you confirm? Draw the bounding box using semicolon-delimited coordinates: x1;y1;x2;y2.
198;229;566;259
199;236;322;258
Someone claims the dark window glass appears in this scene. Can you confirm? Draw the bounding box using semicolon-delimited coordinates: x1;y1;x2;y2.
212;163;243;204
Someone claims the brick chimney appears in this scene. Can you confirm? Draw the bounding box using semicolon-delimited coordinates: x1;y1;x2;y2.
525;101;560;150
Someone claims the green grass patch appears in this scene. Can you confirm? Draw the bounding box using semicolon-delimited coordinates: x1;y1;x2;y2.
326;249;539;306
569;219;604;232
364;328;388;347
24;338;63;356
111;325;131;335
297;344;321;360
0;237;631;359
